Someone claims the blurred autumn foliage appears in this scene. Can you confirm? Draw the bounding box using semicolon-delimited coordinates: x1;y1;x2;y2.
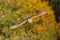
0;0;60;40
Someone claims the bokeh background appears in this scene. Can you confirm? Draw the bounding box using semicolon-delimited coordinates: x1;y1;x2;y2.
0;0;60;40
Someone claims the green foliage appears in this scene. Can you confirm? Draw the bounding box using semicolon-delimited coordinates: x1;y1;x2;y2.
0;0;59;40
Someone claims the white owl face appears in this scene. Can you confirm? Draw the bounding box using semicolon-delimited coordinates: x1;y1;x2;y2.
27;18;32;23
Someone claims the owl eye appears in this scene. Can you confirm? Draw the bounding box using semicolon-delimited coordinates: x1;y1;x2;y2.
27;18;32;23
